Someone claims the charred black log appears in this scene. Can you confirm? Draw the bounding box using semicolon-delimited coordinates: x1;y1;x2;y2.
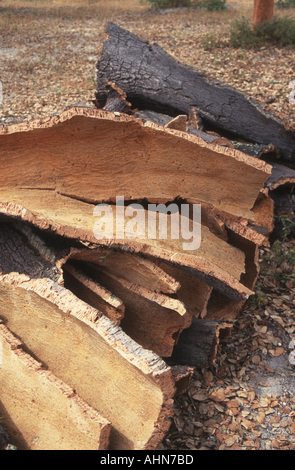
96;22;295;162
94;81;132;114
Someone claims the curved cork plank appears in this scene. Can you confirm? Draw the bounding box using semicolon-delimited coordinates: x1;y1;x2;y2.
0;322;111;450
216;190;274;250
73;262;192;357
0;274;175;450
153;259;213;319
64;248;210;320
63;263;125;326
0;188;252;301
205;227;260;322
65;247;181;294
226;229;260;292
218;214;270;247
0;106;271;221
252;190;274;236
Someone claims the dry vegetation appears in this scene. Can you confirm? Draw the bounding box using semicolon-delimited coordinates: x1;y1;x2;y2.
1;0;295;451
0;0;295;127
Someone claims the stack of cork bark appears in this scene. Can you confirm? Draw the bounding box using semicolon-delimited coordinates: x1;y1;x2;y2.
1;22;293;451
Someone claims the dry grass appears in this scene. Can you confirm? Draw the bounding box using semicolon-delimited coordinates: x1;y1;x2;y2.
0;0;294;127
0;0;147;14
0;0;253;18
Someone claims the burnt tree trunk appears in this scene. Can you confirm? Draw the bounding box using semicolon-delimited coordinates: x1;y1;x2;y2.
96;22;295;162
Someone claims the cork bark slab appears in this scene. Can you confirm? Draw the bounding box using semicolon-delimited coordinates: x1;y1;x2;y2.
0;274;175;450
72;262;192;357
63;262;125;326
0;188;253;301
65;247;181;294
205;228;260;322
0;107;271;221
153;259;213;319
0;322;111;450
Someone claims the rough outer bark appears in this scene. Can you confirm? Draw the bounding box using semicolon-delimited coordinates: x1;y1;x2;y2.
94;81;132;114
167;319;232;368
0;322;112;450
0;188;253;301
232;141;279;159
0;106;272;222
171;366;195;395
0;223;60;282
96;23;295;161
73;262;192;357
265;163;295;191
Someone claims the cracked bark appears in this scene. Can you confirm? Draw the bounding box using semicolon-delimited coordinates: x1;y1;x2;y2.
96;22;295;162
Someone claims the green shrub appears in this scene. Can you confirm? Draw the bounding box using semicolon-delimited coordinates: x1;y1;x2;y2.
276;211;295;239
143;0;192;8
201;0;227;11
276;0;295;8
229;16;295;48
247;290;269;307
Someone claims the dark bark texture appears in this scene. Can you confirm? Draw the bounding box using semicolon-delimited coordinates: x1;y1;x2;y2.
96;22;295;162
0;224;59;282
167;319;231;368
0;423;15;450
